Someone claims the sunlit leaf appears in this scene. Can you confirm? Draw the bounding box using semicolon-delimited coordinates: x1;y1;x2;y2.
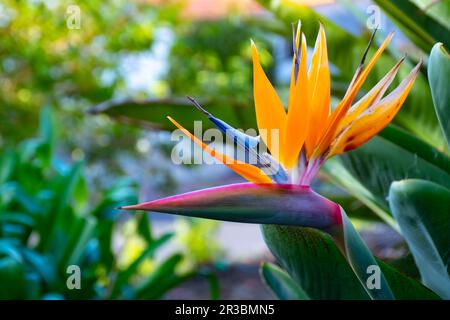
373;0;450;52
428;43;450;149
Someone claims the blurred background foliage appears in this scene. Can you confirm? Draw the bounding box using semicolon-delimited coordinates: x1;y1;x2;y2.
0;107;214;299
0;0;449;299
1;0;148;141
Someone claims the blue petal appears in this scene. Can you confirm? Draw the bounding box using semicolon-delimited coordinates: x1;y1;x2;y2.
187;96;288;183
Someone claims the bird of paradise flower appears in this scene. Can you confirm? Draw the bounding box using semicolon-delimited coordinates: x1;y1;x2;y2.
122;23;422;299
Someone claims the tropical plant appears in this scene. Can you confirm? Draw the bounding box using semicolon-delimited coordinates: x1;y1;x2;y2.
321;1;450;299
119;22;445;300
88;1;450;300
321;41;450;300
256;0;450;299
0;108;197;299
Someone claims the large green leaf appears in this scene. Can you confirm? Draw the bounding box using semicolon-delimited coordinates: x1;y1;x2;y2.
429;43;450;149
378;125;450;171
339;125;450;211
260;262;310;300
322;158;398;230
89;97;257;131
262;225;439;300
373;0;450;53
391;65;446;151
262;225;369;299
412;0;450;30
389;179;450;299
325;125;450;228
339;210;397;299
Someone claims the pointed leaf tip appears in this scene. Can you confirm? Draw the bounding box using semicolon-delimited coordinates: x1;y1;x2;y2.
429;43;450;149
123;183;342;228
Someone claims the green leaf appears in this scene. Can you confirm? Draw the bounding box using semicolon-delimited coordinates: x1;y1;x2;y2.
21;248;56;288
260;262;310;300
387;253;421;280
137;212;153;244
134;253;194;299
389;179;450;299
24;272;42;299
0;150;16;185
262;225;369;299
429;43;450;149
39;161;84;252
339;126;450;211
373;0;450;52
35;106;55;167
110;233;173;299
0;241;27;299
0;212;34;228
378;125;450;172
394;66;446;151
0;256;26;299
412;0;450;30
323;158;399;230
59;215;97;268
72;166;89;215
262;225;439;300
89;97;257;131
326;125;450;228
204;271;220;300
339;210;395;300
380;258;439;300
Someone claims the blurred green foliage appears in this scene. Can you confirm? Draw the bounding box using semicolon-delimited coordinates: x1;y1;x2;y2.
175;218;224;269
0;0;177;163
0;107;198;299
166;18;274;104
0;1;127;139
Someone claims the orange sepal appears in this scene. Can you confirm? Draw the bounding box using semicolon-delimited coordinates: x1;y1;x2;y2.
168;116;272;184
